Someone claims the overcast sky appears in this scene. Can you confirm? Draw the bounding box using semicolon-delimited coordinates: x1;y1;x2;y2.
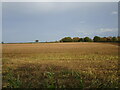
2;2;118;42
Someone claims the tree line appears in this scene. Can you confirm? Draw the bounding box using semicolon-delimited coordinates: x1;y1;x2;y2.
2;36;120;44
60;36;120;42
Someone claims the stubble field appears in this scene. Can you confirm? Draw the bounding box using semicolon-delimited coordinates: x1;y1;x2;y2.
2;42;119;88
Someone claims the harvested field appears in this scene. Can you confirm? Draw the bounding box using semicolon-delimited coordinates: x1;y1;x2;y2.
2;42;119;88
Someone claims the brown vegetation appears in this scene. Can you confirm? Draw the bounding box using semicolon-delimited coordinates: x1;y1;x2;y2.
2;42;119;88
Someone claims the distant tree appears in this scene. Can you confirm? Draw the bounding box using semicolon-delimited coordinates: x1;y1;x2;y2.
60;37;73;42
100;37;107;42
93;36;101;42
1;41;4;44
84;37;92;42
106;36;112;42
112;37;118;42
59;36;119;43
35;40;39;43
54;41;59;43
78;38;84;42
73;37;80;42
117;36;120;42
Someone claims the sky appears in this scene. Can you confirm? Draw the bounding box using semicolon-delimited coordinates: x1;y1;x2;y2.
2;2;118;43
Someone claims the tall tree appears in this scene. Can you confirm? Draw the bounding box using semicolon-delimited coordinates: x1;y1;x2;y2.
106;36;112;42
100;37;107;42
78;38;84;42
84;37;92;42
117;36;120;42
35;40;39;43
112;37;118;42
60;37;73;42
73;37;80;42
2;41;4;44
93;36;101;42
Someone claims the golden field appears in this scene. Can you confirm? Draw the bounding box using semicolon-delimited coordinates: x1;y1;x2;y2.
2;42;119;88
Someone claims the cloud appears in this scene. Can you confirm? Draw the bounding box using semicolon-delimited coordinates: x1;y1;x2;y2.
76;28;118;37
99;28;118;32
111;11;118;15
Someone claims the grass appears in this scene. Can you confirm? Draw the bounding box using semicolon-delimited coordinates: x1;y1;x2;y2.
2;42;119;88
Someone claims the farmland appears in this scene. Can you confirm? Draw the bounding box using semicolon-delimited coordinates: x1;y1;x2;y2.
2;42;119;88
